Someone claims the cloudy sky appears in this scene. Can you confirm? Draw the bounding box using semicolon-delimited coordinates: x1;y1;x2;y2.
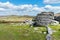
0;0;60;16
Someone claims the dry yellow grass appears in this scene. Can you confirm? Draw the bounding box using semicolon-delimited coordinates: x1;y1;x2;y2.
0;16;33;22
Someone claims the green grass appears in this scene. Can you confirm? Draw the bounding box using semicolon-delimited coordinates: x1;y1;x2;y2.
49;24;60;40
0;23;46;40
0;23;60;40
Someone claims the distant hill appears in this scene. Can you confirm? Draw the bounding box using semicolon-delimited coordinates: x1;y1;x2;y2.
0;15;34;23
54;13;60;16
54;13;60;23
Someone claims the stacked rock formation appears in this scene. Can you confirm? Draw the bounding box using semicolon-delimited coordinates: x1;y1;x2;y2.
33;12;54;26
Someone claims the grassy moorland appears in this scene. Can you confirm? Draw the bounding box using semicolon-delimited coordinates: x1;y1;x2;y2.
0;16;33;22
0;16;60;40
0;23;47;40
0;23;60;40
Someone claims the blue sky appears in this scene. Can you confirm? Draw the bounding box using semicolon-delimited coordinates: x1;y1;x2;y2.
0;0;45;6
0;0;60;16
0;0;60;6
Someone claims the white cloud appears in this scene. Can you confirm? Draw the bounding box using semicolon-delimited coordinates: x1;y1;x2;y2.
0;8;5;11
44;0;60;4
0;2;45;16
44;5;60;13
0;2;60;16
